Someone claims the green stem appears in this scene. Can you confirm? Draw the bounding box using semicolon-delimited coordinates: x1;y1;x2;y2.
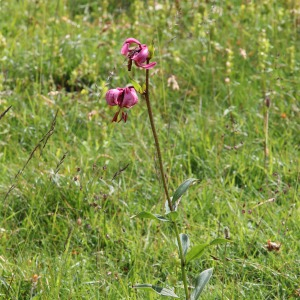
264;100;269;167
174;221;189;299
144;62;189;299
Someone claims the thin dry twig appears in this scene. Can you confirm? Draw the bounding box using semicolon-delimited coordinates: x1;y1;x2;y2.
0;105;12;121
111;163;130;180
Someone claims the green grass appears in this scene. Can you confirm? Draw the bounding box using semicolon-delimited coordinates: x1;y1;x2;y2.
0;0;299;299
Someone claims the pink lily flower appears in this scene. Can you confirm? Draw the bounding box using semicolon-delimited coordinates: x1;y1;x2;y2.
121;38;156;70
122;87;139;108
105;88;124;106
105;86;138;122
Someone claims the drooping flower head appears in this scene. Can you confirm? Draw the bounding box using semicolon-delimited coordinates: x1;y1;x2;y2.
105;86;138;122
121;38;156;70
106;86;138;108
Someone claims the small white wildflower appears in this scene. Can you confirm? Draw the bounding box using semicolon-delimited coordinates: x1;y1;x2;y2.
225;77;230;84
239;48;247;59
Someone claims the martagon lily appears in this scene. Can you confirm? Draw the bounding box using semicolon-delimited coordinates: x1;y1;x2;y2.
121;38;156;70
105;38;156;122
105;86;138;123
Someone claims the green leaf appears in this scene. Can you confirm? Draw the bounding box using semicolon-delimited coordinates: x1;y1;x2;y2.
190;268;213;300
186;243;209;264
133;284;179;298
180;233;190;256
142;82;146;92
148;42;155;59
172;178;198;208
131;211;169;222
209;238;232;246
185;239;232;264
129;79;144;94
165;211;179;221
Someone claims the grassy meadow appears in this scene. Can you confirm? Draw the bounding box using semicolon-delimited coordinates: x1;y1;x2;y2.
0;0;299;299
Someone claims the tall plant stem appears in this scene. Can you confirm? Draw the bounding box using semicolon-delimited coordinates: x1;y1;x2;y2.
144;63;189;299
144;69;172;211
264;96;270;171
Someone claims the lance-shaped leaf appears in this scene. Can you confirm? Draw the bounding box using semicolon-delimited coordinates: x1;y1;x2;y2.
130;79;144;94
179;233;190;256
133;284;179;298
131;211;169;222
186;238;232;264
190;268;213;300
209;238;232;246
172;178;198;209
185;243;209;264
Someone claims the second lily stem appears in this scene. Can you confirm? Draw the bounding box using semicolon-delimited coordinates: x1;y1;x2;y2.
144;63;189;300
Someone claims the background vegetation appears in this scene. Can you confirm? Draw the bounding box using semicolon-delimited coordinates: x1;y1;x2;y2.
0;0;299;299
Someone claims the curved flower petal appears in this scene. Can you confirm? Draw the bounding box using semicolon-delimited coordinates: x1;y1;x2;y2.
123;37;141;45
121;43;129;56
132;44;149;64
135;61;157;69
105;88;124;106
121;38;142;55
121;87;138;108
